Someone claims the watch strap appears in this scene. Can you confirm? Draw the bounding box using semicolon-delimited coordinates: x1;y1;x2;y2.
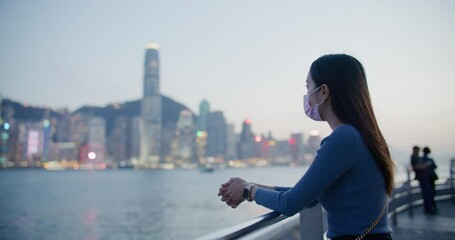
244;183;256;202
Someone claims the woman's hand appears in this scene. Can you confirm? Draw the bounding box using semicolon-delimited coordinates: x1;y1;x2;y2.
218;177;247;208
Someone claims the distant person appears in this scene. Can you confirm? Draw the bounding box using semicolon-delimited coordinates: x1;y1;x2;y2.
410;146;438;214
218;54;394;240
422;147;438;212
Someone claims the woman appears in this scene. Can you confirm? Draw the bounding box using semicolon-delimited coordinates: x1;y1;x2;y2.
218;54;394;240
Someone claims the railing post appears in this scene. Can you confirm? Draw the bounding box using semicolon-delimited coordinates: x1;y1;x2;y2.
391;190;397;226
451;159;455;204
300;203;324;240
407;168;413;217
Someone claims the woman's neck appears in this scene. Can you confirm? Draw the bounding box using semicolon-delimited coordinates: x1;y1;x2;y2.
320;99;343;130
323;109;343;130
328;118;343;130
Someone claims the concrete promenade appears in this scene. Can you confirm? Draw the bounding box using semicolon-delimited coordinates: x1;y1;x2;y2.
391;200;455;240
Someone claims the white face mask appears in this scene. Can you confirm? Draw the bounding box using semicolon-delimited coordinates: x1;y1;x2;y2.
303;86;325;121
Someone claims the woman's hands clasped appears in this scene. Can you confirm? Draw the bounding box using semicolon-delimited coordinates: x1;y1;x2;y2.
218;177;247;208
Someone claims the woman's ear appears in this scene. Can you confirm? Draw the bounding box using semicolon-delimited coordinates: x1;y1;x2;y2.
321;84;330;98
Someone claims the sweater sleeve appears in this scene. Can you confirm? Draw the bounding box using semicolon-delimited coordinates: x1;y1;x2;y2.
274;186;318;206
274;186;291;192
255;126;357;216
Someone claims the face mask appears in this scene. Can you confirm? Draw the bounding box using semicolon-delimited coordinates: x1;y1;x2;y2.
303;85;324;121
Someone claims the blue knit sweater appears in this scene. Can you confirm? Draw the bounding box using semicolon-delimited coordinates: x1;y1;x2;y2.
254;125;392;238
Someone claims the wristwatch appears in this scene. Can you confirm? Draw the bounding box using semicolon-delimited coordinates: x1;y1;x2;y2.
243;183;256;202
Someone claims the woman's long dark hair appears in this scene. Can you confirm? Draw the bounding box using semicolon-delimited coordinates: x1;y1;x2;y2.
310;54;395;194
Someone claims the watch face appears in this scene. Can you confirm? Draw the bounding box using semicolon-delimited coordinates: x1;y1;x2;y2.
243;187;249;199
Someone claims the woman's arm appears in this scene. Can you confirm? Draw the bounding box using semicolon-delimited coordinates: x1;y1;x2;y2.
218;181;290;208
252;183;290;192
249;184;290;200
250;186;316;206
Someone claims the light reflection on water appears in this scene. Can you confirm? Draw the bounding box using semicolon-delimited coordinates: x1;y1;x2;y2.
0;166;448;240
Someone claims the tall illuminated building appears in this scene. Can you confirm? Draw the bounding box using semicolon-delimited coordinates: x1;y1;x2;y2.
305;130;321;164
40;110;52;162
195;131;208;165
174;110;196;166
140;43;162;167
108;116;129;164
130;117;141;161
26;123;44;164
0;93;5;164
55;109;71;142
2;105;16;166
237;119;255;160
80;117;106;163
225;123;237;160
289;132;304;165
0;92;2;127
206;111;226;159
198;100;210;131
307;131;321;151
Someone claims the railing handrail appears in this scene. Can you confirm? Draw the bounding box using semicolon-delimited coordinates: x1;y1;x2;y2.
199;159;455;240
195;211;288;240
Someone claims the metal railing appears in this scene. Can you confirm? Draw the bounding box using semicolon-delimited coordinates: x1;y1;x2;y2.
198;159;455;240
388;161;455;225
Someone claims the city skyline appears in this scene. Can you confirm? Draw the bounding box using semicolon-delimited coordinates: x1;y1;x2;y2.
1;1;454;160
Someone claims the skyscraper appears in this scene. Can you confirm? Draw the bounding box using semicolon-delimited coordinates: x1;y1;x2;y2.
24;121;45;165
206;111;226;159
55;109;71;143
130;116;141;162
289;132;304;165
78;116;106;169
225;123;237;160
238;119;255;160
140;43;162;168
173;110;196;167
0;93;6;164
86;117;106;163
198;100;210;132
305;130;321;164
40;110;52;162
108;116;129;165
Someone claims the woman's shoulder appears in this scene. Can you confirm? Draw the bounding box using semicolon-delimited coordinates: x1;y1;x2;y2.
322;124;360;146
332;124;361;139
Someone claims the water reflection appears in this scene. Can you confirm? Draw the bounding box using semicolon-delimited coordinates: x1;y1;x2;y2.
83;208;98;240
0;167;308;239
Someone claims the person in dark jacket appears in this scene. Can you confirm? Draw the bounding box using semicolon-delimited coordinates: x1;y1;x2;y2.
411;146;438;214
422;147;438;212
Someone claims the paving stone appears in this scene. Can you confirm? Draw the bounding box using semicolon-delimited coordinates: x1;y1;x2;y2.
391;200;455;239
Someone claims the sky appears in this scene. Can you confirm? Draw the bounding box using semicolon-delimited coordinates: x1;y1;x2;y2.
1;1;454;163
